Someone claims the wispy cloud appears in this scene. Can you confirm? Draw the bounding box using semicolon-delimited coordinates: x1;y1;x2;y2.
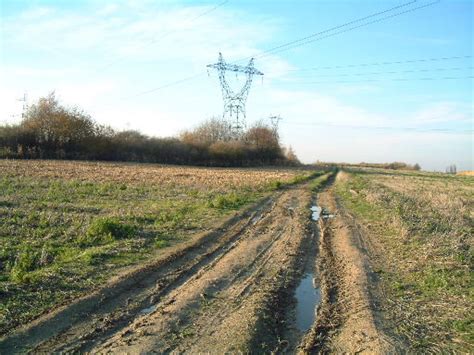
2;2;279;66
409;101;472;124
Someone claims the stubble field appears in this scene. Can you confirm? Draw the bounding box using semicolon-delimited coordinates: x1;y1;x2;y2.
335;168;473;351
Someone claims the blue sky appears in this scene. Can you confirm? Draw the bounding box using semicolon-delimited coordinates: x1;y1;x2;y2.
0;0;472;170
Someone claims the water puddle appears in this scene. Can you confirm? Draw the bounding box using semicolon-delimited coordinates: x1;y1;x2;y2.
295;273;321;332
311;205;335;221
139;305;156;315
310;206;322;221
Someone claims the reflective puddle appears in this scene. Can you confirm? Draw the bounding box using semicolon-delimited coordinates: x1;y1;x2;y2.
139;305;156;315
310;206;322;221
311;205;335;221
295;273;321;332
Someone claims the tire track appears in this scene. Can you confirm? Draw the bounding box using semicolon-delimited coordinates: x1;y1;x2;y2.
1;176;334;354
1;193;277;353
93;185;313;353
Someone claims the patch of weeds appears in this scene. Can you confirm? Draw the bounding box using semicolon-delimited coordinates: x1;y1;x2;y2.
186;189;200;198
207;192;252;210
79;217;136;247
391;280;407;297
269;180;283;190
10;246;39;283
291;173;314;184
309;172;331;191
81;248;112;265
416;267;472;298
418;268;449;295
155;209;187;229
133;214;157;225
106;252;144;267
155;239;170;248
450;318;474;343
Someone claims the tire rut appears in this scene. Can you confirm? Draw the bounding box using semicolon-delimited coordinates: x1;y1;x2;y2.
0;193;277;353
301;172;402;353
94;186;310;353
1;176;339;354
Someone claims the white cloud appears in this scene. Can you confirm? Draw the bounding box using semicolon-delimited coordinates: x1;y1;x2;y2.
254;88;388;126
18;6;54;20
96;4;120;16
409;101;472;124
2;3;277;65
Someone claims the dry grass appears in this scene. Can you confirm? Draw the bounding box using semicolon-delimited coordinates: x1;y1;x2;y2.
458;171;474;176
0;160;302;192
335;168;473;352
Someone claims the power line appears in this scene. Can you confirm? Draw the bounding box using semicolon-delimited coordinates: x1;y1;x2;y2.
127;73;206;99
232;0;438;63
280;75;474;85
251;0;441;60
274;66;473;80
281;121;473;134
283;55;473;72
303;66;473;78
122;0;439;100
232;0;417;63
148;0;229;46
95;1;229;73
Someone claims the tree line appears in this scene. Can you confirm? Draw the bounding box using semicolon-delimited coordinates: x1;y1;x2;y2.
0;93;299;166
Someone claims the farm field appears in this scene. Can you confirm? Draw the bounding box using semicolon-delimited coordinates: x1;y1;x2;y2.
0;160;316;338
0;160;472;353
333;168;473;352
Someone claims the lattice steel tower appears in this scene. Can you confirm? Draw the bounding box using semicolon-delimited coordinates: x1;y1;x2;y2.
207;52;263;136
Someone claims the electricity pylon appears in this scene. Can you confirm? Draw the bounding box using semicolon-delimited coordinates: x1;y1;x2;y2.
207;52;263;137
269;115;282;138
17;92;28;119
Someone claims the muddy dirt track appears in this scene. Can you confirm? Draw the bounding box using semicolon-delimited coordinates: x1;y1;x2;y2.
0;173;402;354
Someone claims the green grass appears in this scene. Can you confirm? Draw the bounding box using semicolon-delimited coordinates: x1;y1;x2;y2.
308;171;334;191
79;217;136;247
268;171;327;191
207;192;256;210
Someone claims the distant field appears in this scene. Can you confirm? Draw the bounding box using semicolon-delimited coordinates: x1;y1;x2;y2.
0;160;315;334
335;168;473;351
